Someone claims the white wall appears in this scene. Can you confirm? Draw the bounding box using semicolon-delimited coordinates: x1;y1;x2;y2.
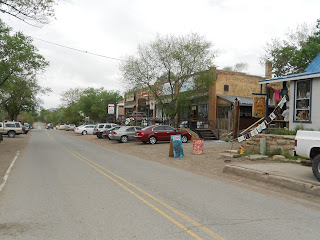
289;77;320;130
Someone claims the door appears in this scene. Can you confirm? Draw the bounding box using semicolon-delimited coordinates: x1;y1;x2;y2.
152;126;167;141
164;126;176;141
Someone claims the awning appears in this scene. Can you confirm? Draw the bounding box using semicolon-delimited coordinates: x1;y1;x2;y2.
259;72;320;84
217;94;253;106
124;104;136;109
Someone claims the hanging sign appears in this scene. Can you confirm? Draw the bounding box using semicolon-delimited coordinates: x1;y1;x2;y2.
252;97;265;118
108;104;115;114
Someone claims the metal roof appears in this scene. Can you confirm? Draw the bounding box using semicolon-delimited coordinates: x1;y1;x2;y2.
217;95;253;106
259;51;320;84
306;52;320;72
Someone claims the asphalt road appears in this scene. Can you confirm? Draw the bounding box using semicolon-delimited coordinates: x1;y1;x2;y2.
1;129;320;240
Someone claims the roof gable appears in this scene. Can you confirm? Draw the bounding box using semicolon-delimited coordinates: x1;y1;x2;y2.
306;52;320;72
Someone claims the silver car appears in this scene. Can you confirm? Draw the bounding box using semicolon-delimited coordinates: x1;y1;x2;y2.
109;126;142;143
94;123;118;139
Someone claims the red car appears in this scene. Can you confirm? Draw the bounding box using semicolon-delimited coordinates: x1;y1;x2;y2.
135;125;191;144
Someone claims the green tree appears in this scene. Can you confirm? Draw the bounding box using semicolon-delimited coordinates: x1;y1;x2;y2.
261;22;320;77
120;33;217;120
0;0;57;26
78;88;122;122
2;77;48;120
0;20;49;119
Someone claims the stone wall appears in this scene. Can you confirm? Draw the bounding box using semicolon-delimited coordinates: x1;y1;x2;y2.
242;134;295;153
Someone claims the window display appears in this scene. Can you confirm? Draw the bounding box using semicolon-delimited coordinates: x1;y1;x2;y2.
295;80;311;121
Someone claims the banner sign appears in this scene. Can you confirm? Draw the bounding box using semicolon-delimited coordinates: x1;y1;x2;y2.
193;139;204;155
108;104;115;114
169;135;184;158
238;95;288;142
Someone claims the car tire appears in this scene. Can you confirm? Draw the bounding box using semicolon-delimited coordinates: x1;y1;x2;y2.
120;135;128;143
82;130;87;135
312;154;320;181
7;131;16;138
149;136;157;144
181;135;188;143
102;134;108;139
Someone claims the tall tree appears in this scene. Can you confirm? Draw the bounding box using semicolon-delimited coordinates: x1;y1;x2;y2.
120;33;217;119
0;20;49;119
261;22;320;77
0;0;57;26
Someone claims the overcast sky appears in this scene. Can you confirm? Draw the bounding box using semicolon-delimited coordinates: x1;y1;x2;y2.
2;0;320;109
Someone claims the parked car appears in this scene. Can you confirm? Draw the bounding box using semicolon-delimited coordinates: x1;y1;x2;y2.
135;125;191;144
94;123;118;139
109;126;142;143
0;121;23;138
294;130;320;181
59;124;66;130
66;124;76;131
22;122;29;134
103;126;121;140
74;124;96;135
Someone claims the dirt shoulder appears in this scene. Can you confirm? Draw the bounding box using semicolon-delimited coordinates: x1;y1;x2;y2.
0;133;31;184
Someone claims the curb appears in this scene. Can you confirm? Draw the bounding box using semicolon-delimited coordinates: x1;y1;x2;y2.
223;165;320;198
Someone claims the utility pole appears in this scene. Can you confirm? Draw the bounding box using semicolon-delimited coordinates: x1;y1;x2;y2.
233;98;240;139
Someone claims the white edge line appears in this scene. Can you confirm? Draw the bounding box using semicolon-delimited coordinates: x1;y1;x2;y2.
0;151;20;192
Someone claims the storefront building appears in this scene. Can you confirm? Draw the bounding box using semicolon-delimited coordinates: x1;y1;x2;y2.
259;52;320;130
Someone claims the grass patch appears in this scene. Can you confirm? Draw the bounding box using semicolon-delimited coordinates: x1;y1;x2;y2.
265;129;296;135
266;148;282;157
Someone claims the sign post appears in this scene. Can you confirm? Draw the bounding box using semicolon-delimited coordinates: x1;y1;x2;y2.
108;104;115;114
253;97;266;118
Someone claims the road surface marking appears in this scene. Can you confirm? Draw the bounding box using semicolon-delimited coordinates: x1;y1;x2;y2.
0;151;20;193
46;130;225;240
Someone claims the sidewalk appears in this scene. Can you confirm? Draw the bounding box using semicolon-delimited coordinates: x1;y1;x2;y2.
223;162;320;197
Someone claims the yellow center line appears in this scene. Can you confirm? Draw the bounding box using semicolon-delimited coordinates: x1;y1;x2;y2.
45;130;226;240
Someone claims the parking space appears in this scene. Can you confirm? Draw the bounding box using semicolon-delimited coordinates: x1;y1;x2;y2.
62;129;242;178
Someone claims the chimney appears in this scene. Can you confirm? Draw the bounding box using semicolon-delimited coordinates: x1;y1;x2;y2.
265;61;272;79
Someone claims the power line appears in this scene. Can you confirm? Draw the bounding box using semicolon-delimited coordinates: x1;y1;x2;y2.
33;37;126;61
13;31;127;61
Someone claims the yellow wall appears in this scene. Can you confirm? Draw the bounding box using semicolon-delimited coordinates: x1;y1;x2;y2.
215;70;264;97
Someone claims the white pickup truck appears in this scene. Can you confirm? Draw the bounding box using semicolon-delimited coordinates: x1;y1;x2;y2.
295;130;320;181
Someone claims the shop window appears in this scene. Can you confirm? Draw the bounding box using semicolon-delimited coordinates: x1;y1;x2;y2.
294;79;311;122
224;85;229;92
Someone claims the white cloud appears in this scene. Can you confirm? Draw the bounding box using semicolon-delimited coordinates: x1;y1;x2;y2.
2;0;320;108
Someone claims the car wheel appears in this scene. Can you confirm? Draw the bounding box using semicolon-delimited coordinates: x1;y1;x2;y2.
120;135;128;143
97;133;103;139
8;131;16;138
181;135;188;143
102;134;108;139
312;154;320;181
82;130;87;135
149;136;157;144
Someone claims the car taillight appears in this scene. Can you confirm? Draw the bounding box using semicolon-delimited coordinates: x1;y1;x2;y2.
96;129;98;131
139;132;145;136
295;140;297;147
113;131;117;134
